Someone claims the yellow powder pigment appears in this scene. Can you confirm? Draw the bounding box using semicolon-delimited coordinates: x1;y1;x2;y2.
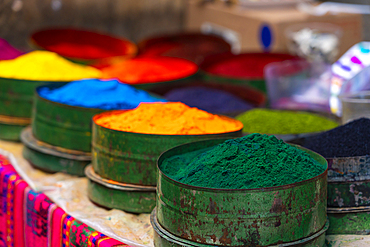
0;51;101;81
95;102;243;135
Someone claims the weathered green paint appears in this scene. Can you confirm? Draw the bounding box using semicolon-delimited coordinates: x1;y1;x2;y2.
21;127;90;176
328;181;370;208
152;209;329;247
32;84;105;152
156;139;328;246
0;77;65;118
86;165;156;213
0;122;27;141
201;71;266;93
327;210;370;235
326;156;370;208
92;114;242;186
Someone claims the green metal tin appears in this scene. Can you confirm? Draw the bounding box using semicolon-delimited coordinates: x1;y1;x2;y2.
152;209;329;247
0;77;65;118
21;127;90;176
85;165;156;213
327;207;370;235
32;84;105;152
0;122;26;141
326;155;370;208
156;139;328;246
92;111;243;186
0;114;30;141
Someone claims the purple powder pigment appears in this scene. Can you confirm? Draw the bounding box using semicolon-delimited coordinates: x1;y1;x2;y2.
164;86;254;114
0;38;23;60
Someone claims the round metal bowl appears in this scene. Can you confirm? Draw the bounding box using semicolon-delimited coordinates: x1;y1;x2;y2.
86;165;156;213
151;209;329;247
92;111;243;186
156;138;328;246
21;127;91;176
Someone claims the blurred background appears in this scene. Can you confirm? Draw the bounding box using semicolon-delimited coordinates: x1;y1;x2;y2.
1;0;369;51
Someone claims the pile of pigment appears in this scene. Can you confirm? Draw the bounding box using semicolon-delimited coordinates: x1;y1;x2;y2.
38;79;165;110
0;38;23;60
0;51;101;81
164;86;253;114
94;102;243;135
102;57;198;84
160;133;325;189
303;118;370;158
236;109;338;134
201;53;297;79
139;33;231;64
31;28;136;60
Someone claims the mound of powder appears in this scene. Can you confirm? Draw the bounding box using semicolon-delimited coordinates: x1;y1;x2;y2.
0;51;101;81
202;53;297;79
38;79;165;110
303;118;370;158
94;102;243;135
164;86;253;114
0;38;23;60
102;57;198;84
236;109;338;134
160;133;325;189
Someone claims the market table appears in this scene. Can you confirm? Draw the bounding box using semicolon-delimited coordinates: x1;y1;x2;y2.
0;139;369;247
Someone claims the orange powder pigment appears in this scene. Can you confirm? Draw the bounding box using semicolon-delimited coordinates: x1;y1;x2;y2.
101;57;198;84
94;102;243;135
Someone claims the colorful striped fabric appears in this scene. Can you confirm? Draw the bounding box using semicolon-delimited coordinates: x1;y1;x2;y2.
0;154;131;247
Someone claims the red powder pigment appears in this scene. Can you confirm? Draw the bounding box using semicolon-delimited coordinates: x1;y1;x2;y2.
0;38;23;60
201;53;298;79
31;28;137;60
102;57;198;84
138;33;231;65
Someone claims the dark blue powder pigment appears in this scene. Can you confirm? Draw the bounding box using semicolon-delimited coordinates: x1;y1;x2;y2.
164;86;253;114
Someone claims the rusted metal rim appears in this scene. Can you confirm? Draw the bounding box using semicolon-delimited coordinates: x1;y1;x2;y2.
0;114;31;125
20;127;91;160
151;209;329;247
328;206;370;213
85;165;156;192
93;111;243;137
157;139;328;192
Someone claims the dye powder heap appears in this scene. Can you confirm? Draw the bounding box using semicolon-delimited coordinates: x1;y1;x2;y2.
202;53;297;79
161;133;325;189
95;102;243;135
0;51;101;81
31;28;137;60
236;109;338;134
0;38;23;60
303;118;370;158
164;86;253;114
38;79;165;110
102;57;198;84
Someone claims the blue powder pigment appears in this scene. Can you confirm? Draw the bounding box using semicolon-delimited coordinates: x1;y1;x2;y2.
164;86;253;114
38;79;166;109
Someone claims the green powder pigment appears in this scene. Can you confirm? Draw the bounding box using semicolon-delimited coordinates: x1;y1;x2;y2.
236;109;338;134
160;134;326;189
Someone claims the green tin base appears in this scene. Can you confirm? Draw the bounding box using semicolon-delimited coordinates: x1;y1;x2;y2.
21;127;91;176
86;165;156;214
327;207;370;235
152;210;329;247
0;122;27;141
